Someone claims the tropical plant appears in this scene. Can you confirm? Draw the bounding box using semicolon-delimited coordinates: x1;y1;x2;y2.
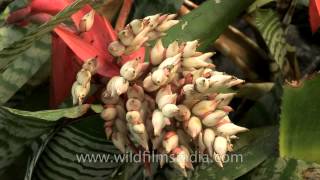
0;0;319;179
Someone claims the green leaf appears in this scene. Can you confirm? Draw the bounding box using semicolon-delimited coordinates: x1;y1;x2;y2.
254;9;290;74
244;157;320;180
248;0;276;13
280;76;320;163
133;0;184;18
0;34;51;104
30;115;122;179
0;0;93;71
162;0;254;50
190;126;278;179
0;105;92;174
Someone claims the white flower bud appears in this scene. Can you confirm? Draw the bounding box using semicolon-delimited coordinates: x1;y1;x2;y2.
120;60;138;81
129;19;144;35
143;75;160;92
144;13;161;29
76;69;91;86
185;116;202;138
126;98;142;111
214;93;236;107
157;94;177;109
132;123;146;134
127;84;144;101
151;68;169;86
71;82;90;105
214;136;228;164
147;30;166;40
79;10;95;33
195;77;210;93
126;111;141;123
192;100;218;117
202;110;228;127
82;58;97;74
162;104;179;117
107;76;129;96
182;40;198;58
158;53;182;69
166;41;180;58
101;106;117;121
163;131;179;153
156;19;179;32
112;131;127;153
209;74;233;86
118;29;134;46
108;41;125;57
203;128;215;157
197;132;206;153
216;122;248;136
182;52;215;69
150;39;165;65
175;105;191;121
225;78;245;87
152;110;170;136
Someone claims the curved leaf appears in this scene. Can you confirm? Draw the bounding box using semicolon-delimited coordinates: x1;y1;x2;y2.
30;115;122;179
0;104;92;174
0;34;50;105
280;76;320;163
162;0;254;50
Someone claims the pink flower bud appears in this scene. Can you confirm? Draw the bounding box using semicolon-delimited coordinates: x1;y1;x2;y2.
166;41;180;58
79;10;95;33
182;52;215;69
108;41;125;57
163;131;179;153
101;106;117;121
150;39;165;65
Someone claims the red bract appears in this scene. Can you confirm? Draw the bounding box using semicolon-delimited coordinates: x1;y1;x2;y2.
309;0;320;33
7;0;145;107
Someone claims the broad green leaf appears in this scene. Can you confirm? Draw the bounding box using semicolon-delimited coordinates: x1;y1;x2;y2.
0;105;92;174
280;76;320;163
0;35;50;104
254;9;291;74
244;157;320;180
162;0;254;50
133;0;183;18
0;26;27;50
30;115;122;179
190;126;278;179
0;0;93;71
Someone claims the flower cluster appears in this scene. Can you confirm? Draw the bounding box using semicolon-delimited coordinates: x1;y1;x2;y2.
71;13;248;176
108;14;179;56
